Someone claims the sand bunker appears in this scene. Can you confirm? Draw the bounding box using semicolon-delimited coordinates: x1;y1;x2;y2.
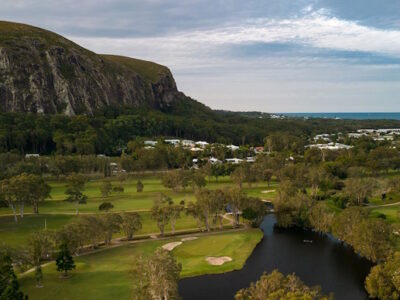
162;242;182;251
261;189;275;194
181;236;198;242
205;256;232;266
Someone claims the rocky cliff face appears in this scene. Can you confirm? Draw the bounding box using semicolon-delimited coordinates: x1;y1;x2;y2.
0;21;181;115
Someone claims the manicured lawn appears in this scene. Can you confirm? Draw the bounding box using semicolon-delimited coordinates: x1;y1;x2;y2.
0;212;200;247
0;177;274;216
175;229;263;277
369;203;400;223
19;229;263;300
0;214;76;247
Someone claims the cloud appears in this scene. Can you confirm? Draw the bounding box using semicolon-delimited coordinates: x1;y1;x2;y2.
70;8;400;69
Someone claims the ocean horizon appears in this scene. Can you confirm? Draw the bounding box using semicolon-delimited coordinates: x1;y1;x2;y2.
280;112;400;120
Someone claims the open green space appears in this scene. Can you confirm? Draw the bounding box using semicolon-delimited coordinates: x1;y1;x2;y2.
19;229;263;300
369;203;400;223
0;176;272;247
0;212;200;247
0;176;274;216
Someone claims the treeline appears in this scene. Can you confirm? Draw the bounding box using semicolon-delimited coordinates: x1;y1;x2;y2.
2;102;400;155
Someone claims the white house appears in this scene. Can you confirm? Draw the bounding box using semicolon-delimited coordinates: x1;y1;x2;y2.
25;154;39;158
227;144;240;151
165;139;180;145
348;133;366;138
190;147;204;152
313;134;331;142
246;157;255;163
195;141;209;148
208;157;222;164
306;143;353;150
181;140;195;147
225;158;243;164
144;140;158;146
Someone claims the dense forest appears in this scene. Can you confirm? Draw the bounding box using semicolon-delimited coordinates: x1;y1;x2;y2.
2;97;400;156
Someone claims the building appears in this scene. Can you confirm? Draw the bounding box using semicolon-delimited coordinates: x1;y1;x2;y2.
195;141;209;148
164;139;180;145
181;140;195;147
208;157;222;164
306;143;353;150
25;154;39;158
313;134;331;142
246;157;255;163
227;144;240;151
225;158;244;164
190;147;204;152
144;140;158;146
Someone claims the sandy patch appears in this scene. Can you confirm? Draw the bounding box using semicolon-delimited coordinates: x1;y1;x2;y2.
261;189;275;194
162;242;182;251
181;236;198;242
150;235;158;239
205;256;232;266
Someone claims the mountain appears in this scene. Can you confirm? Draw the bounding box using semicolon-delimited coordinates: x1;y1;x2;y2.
0;21;184;115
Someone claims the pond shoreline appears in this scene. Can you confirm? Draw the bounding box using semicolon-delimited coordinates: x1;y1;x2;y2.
179;214;372;300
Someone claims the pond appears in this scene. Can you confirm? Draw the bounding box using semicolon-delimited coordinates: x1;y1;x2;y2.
179;214;373;300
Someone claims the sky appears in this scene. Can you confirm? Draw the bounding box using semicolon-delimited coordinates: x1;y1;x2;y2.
1;0;400;112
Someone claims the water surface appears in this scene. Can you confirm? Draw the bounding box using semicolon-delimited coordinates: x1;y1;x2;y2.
179;215;372;300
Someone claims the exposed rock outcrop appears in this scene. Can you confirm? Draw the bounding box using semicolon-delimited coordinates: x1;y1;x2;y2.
0;21;180;115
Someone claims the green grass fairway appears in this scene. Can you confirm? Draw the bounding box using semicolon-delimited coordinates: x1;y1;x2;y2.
0;177;275;216
19;229;263;300
0;176;272;247
0;212;201;247
369;203;400;223
175;229;263;277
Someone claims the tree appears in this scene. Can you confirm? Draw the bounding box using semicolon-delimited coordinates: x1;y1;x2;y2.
274;184;312;228
226;187;247;228
210;189;227;229
122;212;142;240
65;173;88;215
343;177;376;206
242;197;266;228
161;170;181;192
1;174;51;219
331;207;392;262
191;171;206;190
136;180;144;193
28;230;55;287
365;252;400;300
231;165;247;188
307;166;330;199
186;201;203;231
132;248;182;300
169;203;184;234
151;195;172;236
195;189;213;231
308;203;333;234
100;181;112;198
100;213;123;245
0;254;27;300
0;179;18;222
55;243;75;278
98;202;114;212
235;269;332;300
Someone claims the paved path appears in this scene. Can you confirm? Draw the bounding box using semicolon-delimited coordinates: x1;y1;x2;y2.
366;201;400;209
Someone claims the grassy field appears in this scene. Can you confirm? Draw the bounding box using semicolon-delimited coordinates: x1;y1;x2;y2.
0;176;273;246
0;176;275;216
19;229;263;300
0;212;202;247
369;203;400;223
